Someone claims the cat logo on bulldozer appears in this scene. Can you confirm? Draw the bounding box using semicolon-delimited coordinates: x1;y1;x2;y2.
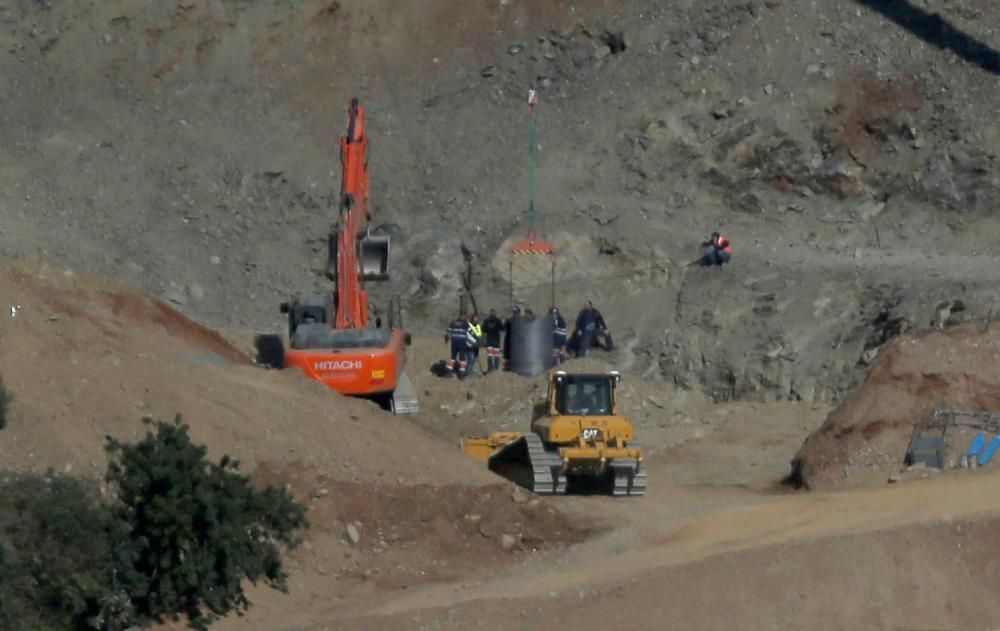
314;360;363;371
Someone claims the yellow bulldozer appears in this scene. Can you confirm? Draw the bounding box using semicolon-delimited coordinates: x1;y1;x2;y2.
461;370;646;496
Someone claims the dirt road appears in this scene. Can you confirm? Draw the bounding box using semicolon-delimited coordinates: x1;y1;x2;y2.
367;468;1000;614
205;462;1000;630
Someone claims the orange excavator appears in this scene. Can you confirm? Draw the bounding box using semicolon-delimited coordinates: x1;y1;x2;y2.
279;98;418;414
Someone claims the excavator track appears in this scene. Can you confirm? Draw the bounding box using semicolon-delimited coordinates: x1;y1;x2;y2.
611;442;647;496
390;373;419;415
489;433;567;495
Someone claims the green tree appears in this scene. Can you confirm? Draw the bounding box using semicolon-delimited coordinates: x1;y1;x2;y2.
105;416;308;630
0;373;11;429
0;472;136;630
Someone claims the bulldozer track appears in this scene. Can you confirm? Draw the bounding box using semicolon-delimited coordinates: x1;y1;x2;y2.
611;459;647;496
523;433;568;495
489;433;567;495
611;442;646;496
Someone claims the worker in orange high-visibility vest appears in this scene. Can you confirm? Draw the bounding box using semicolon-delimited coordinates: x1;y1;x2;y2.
701;231;732;266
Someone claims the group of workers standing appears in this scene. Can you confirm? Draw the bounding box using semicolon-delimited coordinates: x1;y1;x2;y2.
444;308;519;379
443;231;732;379
443;301;612;380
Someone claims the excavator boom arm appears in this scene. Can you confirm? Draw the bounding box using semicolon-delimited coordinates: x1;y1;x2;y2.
335;98;371;329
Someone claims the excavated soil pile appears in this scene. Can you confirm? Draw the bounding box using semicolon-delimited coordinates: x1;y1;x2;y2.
0;259;602;631
790;323;1000;490
0;258;494;486
253;462;595;590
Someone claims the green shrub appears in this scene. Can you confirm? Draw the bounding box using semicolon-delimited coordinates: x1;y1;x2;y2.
0;416;307;630
105;416;309;630
0;472;136;631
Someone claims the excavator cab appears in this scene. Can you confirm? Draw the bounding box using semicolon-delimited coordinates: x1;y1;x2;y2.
279;296;330;340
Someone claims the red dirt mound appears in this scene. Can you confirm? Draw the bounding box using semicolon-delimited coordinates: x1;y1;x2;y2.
1;261;247;364
790;323;1000;490
102;289;249;364
0;258;493;486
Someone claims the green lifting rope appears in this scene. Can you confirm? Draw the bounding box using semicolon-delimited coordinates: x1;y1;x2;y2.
528;113;537;229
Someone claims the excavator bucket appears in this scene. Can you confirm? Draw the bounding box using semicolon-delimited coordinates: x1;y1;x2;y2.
325;233;389;281
360;235;389;281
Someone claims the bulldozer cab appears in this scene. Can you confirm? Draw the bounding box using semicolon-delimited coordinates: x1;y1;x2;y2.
549;371;620;416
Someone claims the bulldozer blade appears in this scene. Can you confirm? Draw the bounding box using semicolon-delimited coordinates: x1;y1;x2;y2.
360;235;390;281
461;437;498;463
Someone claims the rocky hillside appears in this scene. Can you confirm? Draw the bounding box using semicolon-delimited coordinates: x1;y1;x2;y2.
1;0;999;403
